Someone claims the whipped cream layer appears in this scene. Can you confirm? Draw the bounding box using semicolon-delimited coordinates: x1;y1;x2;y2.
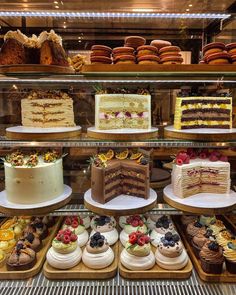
155;248;189;270
120;248;155;270
82;247;114;269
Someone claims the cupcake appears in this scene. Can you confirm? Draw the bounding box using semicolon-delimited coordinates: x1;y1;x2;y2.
191;229;214;258
181;215;197;229
199;241;224;274
199;215;216;227
209;220;226;236
186;221;205;241
150;215;176;247
155;232;188;270
120;231;155;270
19;232;42;252
224;241;236;274
62;216;88;247
90;216;118;246
46;228;82;269
7;242;36;271
216;230;236;248
120;215;147;247
82;232;114;269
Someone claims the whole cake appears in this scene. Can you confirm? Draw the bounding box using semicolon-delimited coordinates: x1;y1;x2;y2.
174;93;232;130
172;149;230;198
90;150;149;204
95;92;151;130
21;90;75;128
4;150;64;204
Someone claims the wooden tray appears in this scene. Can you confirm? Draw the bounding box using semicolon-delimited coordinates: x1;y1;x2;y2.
119;243;192;279
43;242;118;279
174;216;236;283
82;64;236;76
0;64;75;74
0;217;62;279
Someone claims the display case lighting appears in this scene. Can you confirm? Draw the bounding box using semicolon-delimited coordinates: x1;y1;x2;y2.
0;11;230;19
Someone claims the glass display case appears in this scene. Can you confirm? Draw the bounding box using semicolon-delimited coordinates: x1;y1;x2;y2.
0;1;236;294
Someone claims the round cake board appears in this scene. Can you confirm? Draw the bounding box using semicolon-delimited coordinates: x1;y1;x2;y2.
0;184;72;215
6;126;81;140
84;188;157;216
163;184;236;214
164;125;236;141
87;127;158;140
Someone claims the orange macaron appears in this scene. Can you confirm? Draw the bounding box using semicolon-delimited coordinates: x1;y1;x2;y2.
91;45;112;57
160;55;183;64
112;47;135;59
90;56;112;64
114;55;136;64
137;45;158;57
159;46;181;58
124;36;146;49
206;52;231;65
137;55;160;65
202;42;225;58
226;43;236;56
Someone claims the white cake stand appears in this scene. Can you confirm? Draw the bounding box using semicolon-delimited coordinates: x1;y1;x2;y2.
163;184;236;214
84;188;157;216
87;127;158;140
0;184;72;215
164;125;236;141
6;126;81;140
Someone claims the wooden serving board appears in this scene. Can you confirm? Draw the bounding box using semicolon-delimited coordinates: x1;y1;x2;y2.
0;64;75;74
174;216;236;283
119;243;192;279
43;242;118;279
0;217;62;279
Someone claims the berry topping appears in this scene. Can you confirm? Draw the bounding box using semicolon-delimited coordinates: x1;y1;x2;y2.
26;233;35;244
128;231;150;247
139;220;144;226
172;234;180;242
129;233;137;245
71;221;79;228
169;240;175;247
65;218;72;225
208;241;219;251
137;236;146;246
209;154;218;162
156;215;171;229
131;220;139;227
204;229;214;238
70;234;78;242
219;155;228;162
63;235;71;244
140;157;148;165
176;158;183;165
228;242;236;250
56;234;62;241
95;216;111;227
165;232;173;241
90;232;105;248
64;229;72;236
194;221;202;228
199;152;207;159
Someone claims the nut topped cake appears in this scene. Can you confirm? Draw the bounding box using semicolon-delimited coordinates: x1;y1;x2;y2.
90;149;150;204
21;90;75;128
172;149;230;198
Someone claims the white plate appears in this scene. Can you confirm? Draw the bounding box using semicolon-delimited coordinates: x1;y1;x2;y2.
87;127;158;134
84;188;157;211
164;184;236;209
6;126;81;134
165;125;236;134
0;184;72;209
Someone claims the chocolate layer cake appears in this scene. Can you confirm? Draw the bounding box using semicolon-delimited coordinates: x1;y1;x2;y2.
91;159;149;204
174;96;232;130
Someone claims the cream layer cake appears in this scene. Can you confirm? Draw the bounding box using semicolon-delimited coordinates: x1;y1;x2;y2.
174;96;232;130
95;94;151;130
4;151;64;204
21;90;75;128
172;150;230;198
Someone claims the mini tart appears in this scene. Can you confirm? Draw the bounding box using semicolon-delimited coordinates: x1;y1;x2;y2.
226;43;236;55
150;40;171;50
90;56;112;64
137;45;158;57
1;218;23;238
223;241;236;274
206;52;231;65
124;36;146;48
7;243;36;271
155;233;188;270
91;45;112;57
47;245;82;270
203;42;225;57
137;55;160;65
112;47;134;58
160;56;183;64
199;215;216;227
114;54;136;64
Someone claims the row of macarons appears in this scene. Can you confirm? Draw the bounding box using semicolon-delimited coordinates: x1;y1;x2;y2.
200;42;236;65
181;215;236;274
46;214;189;271
90;36;183;65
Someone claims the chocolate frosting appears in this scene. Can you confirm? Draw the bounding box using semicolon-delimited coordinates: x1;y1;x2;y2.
200;241;224;263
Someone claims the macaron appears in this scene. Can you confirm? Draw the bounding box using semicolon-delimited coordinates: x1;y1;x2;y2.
137;45;158;57
206;52;231;65
160;55;183;64
202;42;225;57
114;55;136;64
112;47;135;59
159;46;181;58
231;55;236;64
124;36;146;49
226;43;236;56
150;40;172;50
91;45;112;57
137;55;160;65
90;56;112;64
